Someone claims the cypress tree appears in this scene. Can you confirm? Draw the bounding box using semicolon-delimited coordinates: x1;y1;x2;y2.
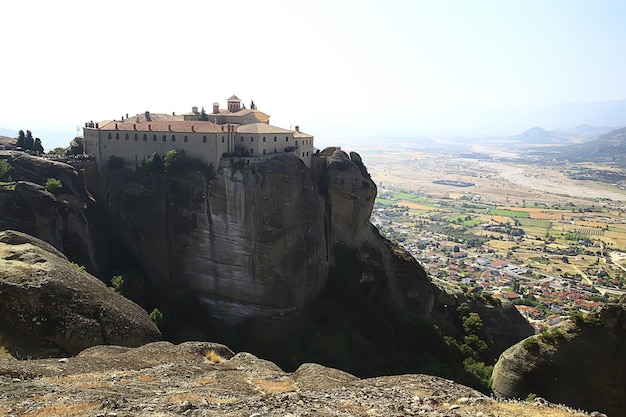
24;130;34;150
16;130;25;148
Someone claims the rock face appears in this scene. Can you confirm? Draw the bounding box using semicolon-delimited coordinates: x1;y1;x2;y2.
97;149;445;320
102;153;329;317
0;230;161;356
92;149;532;362
491;298;626;416
0;151;104;273
0;341;590;417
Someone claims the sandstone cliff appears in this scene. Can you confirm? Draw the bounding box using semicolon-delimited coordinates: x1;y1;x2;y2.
0;151;104;273
491;298;626;416
0;230;161;357
86;148;532;391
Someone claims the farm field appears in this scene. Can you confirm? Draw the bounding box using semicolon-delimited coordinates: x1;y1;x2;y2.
360;141;626;329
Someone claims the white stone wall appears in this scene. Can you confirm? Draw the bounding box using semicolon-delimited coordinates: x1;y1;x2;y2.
84;122;313;168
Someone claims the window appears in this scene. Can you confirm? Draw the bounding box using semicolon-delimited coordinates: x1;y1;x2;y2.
134;134;138;141
250;137;254;142
274;136;277;142
115;133;119;140
286;136;289;142
125;133;129;140
172;135;176;142
263;149;266;155
202;136;206;143
240;136;244;142
162;135;167;142
221;137;224;143
143;134;147;141
153;134;157;141
184;136;188;143
295;141;298;146
263;137;266;142
274;148;277;153
108;133;112;139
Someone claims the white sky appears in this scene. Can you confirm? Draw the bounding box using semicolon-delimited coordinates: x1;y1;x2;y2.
2;0;626;149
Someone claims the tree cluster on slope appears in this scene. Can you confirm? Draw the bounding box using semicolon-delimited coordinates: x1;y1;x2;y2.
16;130;44;154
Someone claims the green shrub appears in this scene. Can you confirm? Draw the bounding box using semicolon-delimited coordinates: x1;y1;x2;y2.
69;262;86;272
0;160;11;180
570;311;602;327
107;155;125;169
149;308;164;327
164;149;187;170
45;178;63;194
539;328;566;345
522;337;539;351
525;392;537;402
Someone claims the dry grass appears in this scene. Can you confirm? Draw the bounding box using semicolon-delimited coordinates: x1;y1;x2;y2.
136;374;159;383
205;349;223;363
21;402;100;417
252;378;295;393
485;401;585;417
197;377;217;384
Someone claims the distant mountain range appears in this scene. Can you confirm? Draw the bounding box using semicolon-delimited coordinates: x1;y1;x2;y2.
528;127;626;166
512;125;614;145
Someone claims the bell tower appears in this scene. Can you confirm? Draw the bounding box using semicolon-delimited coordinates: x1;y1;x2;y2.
227;95;241;112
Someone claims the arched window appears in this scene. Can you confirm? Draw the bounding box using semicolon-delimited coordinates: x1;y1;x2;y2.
153;134;157;141
184;136;188;143
263;137;266;142
125;133;129;140
285;136;289;142
221;137;224;143
115;133;119;140
162;135;167;142
108;133;112;139
134;134;138;141
171;135;176;142
143;134;147;141
274;136;277;142
202;136;206;143
295;141;298;146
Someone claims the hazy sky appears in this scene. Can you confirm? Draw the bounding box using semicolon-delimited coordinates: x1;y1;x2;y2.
3;0;626;149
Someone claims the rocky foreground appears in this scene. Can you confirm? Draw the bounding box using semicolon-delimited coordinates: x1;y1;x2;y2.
0;341;598;417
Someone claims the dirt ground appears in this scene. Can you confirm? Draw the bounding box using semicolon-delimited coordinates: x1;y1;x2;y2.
360;149;626;204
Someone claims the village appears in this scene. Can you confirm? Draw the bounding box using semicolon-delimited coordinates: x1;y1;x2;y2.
361;144;626;332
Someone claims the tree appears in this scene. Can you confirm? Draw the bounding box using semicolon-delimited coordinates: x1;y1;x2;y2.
24;130;34;150
164;149;187;170
34;138;44;154
199;107;209;121
16;130;25;148
48;147;68;155
147;152;164;173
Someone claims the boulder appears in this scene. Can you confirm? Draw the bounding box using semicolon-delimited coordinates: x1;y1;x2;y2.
0;151;105;273
0;230;161;357
491;297;626;416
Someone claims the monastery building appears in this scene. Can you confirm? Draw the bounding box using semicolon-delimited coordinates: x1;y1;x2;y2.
83;95;315;169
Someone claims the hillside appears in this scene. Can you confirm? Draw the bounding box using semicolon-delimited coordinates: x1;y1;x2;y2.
539;127;626;164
